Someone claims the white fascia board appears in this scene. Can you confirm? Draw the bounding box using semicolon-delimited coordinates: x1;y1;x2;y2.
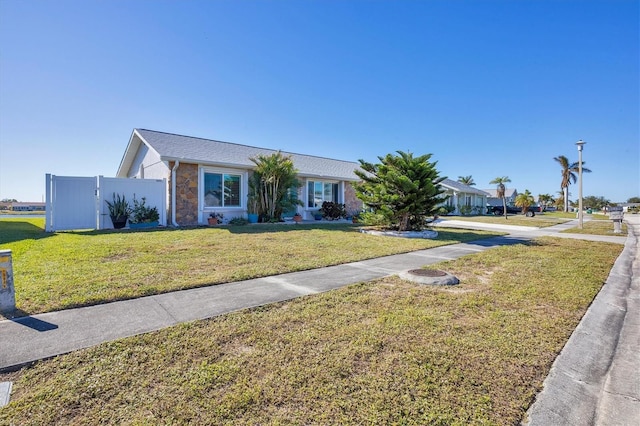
117;130;164;177
116;130;140;177
160;156;252;171
296;173;360;182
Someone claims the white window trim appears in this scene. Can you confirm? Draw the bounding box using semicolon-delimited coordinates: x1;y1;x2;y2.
304;178;343;210
199;166;248;223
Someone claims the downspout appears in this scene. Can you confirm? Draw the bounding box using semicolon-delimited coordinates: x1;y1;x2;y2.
171;160;180;227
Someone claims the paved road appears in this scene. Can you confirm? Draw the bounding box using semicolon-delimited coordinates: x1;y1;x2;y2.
1;216;637;425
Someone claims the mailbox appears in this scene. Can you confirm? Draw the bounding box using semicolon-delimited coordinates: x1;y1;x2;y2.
609;207;624;234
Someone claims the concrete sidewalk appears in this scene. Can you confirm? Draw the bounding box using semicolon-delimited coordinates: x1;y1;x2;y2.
1;216;637;424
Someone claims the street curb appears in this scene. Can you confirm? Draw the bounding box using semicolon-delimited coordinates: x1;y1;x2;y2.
523;221;637;425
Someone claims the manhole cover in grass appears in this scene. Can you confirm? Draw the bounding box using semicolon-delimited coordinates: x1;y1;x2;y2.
400;269;460;286
407;269;447;277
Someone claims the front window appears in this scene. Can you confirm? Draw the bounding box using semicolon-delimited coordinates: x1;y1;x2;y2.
307;180;339;208
204;172;241;207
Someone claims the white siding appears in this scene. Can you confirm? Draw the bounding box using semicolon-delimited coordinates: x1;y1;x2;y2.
128;143;169;180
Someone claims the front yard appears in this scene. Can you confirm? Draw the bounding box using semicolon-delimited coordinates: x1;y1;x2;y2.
0;218;500;316
0;237;623;425
561;219;628;236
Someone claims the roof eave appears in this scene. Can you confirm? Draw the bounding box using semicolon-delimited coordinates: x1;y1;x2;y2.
116;130;142;177
161;156;360;181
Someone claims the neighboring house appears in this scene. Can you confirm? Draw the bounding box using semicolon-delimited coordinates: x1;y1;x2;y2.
9;202;46;211
440;179;490;215
116;129;362;225
482;188;519;207
617;203;640;213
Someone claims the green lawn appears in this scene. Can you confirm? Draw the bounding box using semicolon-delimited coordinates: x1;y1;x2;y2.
0;218;500;316
561;219;628;236
543;211;609;220
0;237;623;425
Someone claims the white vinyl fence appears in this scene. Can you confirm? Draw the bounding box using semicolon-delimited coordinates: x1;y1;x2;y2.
45;174;167;232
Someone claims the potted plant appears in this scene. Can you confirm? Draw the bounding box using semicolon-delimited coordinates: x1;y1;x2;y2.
293;212;303;223
129;196;160;229
208;212;224;225
247;194;259;224
105;193;131;229
348;209;361;223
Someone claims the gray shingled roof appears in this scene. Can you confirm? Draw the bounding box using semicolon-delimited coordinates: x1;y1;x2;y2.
134;129;361;181
441;178;491;196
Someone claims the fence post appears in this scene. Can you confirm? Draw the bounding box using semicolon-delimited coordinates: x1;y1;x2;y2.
45;173;53;232
0;250;15;314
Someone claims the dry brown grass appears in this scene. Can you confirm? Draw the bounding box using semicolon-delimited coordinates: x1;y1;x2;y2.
1;237;623;425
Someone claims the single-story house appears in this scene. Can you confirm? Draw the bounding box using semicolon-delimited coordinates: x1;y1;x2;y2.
439;179;490;215
482;187;519;207
617;203;640;213
8;202;46;211
116;129;363;225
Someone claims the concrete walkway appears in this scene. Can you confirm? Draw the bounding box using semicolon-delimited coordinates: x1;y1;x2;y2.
1;216;637;425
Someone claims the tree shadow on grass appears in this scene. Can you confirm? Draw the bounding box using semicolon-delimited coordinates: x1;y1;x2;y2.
464;235;542;248
0;220;53;246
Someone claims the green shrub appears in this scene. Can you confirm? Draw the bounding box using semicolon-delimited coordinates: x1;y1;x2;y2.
436;205;456;216
129;197;160;224
228;217;249;226
319;202;346;220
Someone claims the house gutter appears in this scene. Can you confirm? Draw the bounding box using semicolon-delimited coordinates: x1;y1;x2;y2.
171;160;180;227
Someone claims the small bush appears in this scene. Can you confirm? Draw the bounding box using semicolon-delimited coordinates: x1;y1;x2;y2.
319;202;346;220
130;197;159;224
228;217;249;226
359;211;391;227
458;205;473;216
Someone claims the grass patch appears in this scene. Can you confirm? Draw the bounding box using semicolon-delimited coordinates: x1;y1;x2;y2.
543;211;609;220
0;237;622;425
440;214;568;227
0;218;499;316
561;219;628;236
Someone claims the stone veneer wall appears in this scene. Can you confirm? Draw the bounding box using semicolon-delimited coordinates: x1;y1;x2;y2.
344;182;362;214
169;162;199;225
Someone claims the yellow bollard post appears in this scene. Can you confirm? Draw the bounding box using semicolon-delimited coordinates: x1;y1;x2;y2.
0;250;15;313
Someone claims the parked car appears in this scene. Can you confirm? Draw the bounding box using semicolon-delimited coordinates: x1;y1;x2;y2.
489;204;541;217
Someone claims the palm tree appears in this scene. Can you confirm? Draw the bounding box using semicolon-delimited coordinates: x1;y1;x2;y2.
537;193;554;211
554;190;567;210
515;189;535;214
457;175;475;186
489;176;511;219
250;151;301;222
554;155;592;212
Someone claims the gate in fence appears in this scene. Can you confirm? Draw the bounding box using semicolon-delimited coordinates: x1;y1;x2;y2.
45;174;166;232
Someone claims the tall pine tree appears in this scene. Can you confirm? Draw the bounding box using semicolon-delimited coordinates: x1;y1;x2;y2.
353;151;447;231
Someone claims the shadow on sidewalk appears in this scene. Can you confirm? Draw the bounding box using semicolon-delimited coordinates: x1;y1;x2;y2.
2;309;58;332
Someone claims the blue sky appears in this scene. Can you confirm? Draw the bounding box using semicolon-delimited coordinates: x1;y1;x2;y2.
1;0;638;203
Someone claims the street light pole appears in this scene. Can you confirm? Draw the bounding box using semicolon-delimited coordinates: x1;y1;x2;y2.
576;140;586;229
